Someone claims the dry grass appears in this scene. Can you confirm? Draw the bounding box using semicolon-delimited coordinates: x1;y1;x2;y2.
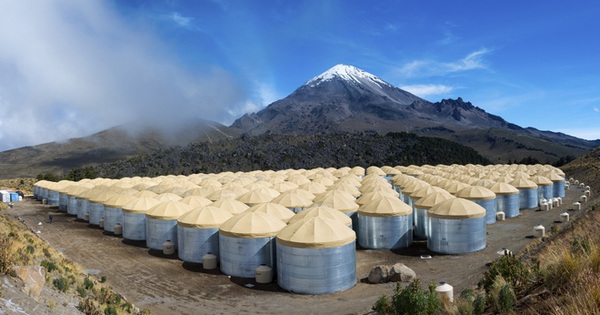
0;212;148;314
0;177;36;195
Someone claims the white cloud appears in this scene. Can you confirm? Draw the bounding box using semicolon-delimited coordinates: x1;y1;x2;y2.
400;84;454;98
555;128;600;140
594;107;599;112
167;12;196;30
396;48;491;78
0;1;246;151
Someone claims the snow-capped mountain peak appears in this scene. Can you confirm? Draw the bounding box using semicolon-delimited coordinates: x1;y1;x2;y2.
305;64;389;88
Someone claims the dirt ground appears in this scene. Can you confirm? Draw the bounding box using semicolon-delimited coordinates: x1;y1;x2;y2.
4;185;590;315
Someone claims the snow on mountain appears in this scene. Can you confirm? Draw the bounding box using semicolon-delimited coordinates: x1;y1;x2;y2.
306;64;389;88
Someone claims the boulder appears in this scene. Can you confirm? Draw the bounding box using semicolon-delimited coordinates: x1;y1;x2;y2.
12;265;46;300
367;265;389;284
367;263;416;284
388;263;416;282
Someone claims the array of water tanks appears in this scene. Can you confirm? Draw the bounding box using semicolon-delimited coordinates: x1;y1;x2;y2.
33;163;568;294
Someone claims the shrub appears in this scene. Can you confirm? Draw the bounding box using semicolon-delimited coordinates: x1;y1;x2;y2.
77;285;87;297
100;275;107;283
472;293;486;315
497;284;516;312
84;277;94;290
41;260;57;273
480;255;534;294
53;277;69;292
0;235;14;274
104;306;117;315
373;294;392;314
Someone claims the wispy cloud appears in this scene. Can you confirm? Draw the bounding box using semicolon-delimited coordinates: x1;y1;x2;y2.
166;12;197;30
396;48;492;78
400;84;454;98
594;107;599;113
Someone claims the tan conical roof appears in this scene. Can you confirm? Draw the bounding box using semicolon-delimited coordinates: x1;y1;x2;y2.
146;201;193;220
247;203;295;223
529;176;553;186
356;190;399;205
287;188;316;201
428;197;486;219
271;181;299;193
237;188;278;205
328;182;361;197
122;197;161;214
65;185;92;197
401;179;429;195
133;190;158;199
510;178;538;189
103;194;138;208
179;195;213;208
219;211;286;238
177;205;233;228
155;192;183;202
277;217;356;249
358;196;412;217
313;190;359;213
410;185;446;199
456;186;496;200
211;198;250;214
271;191;313;208
489;182;519;195
288;205;352;226
206;189;238;201
544;172;566;182
472;179;497;189
413;191;454;210
299;182;327;195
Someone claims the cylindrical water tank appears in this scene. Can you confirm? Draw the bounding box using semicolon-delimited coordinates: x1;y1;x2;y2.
428;198;487;254
357;196;413;249
145;201;192;250
456;186;497;225
546;172;566;198
489;182;520;218
177;206;232;263
510;178;538;209
122;197;161;241
88;191;117;226
530;176;553;201
102;194;137;233
66;186;89;216
219;212;286;278
413;191;454;239
276;217;356;294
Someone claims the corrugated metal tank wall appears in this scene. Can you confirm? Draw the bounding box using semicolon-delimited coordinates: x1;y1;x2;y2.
177;226;220;263
496;194;520;218
219;235;276;277
357;215;412;249
428;217;486;254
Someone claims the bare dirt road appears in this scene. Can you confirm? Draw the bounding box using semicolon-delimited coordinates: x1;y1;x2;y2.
5;185;589;315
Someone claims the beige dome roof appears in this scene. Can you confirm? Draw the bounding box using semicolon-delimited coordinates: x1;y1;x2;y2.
401;179;429;195
413;191;454;210
472;179;497;189
299;182;327;195
287;188;316;201
133;190;158;199
489;182;519;195
237;188;278;205
122;197;161;214
328;183;361;197
219;211;286;238
544;172;566;182
211;198;250;214
313;191;359;213
103;194;138;208
247;203;295;223
155;192;183;202
529;176;553;186
271;191;313;208
509;178;538;189
428;197;486;219
65;185;92;197
177;205;233;228
288;205;352;226
441;180;471;195
356;190;399;205
456;186;496;200
89;191;119;203
179;195;213;208
271;181;300;193
358;196;412;217
206;189;238;201
182;187;211;198
410;185;446;199
277;217;356;249
146;201;193;220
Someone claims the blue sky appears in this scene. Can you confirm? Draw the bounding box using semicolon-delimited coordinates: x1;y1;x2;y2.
0;0;599;151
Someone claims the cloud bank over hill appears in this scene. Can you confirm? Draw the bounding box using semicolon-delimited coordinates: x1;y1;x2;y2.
0;1;246;151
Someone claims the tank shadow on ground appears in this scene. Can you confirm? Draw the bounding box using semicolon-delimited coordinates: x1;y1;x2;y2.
102;231;122;238
181;262;223;275
229;276;286;293
121;239;147;248
147;248;180;260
